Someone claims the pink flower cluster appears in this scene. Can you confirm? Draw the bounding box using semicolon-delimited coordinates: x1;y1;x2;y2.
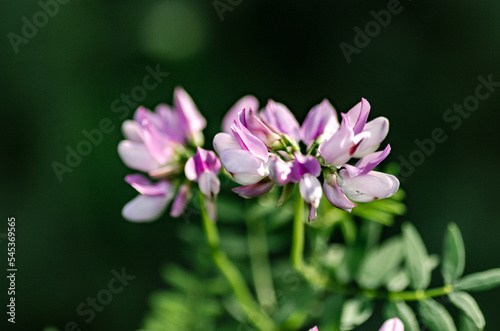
118;87;220;222
118;88;399;223
215;96;399;221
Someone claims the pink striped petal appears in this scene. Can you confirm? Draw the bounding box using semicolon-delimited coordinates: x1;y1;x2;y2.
231;120;269;161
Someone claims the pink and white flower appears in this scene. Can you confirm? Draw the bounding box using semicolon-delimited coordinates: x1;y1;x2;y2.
118;87;218;222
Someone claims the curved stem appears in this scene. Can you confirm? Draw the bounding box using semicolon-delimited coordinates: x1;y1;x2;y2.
200;194;277;331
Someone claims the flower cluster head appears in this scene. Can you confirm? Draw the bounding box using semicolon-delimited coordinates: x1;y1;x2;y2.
214;96;399;220
308;317;404;331
118;87;220;222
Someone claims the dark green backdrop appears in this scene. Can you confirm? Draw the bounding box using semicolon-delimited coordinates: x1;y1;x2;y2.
1;0;499;329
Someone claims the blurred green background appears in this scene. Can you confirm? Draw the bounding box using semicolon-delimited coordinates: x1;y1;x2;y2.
1;0;500;329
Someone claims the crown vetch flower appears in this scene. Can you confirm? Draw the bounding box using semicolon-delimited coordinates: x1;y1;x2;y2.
324;145;399;211
213;112;271;186
214;95;399;218
185;147;221;199
318;98;389;165
119;87;218;222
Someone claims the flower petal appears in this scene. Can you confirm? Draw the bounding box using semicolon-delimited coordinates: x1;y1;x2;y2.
122;194;171;222
170;183;192;217
354;144;391;175
220;150;269;185
184;156;198;181
268;156;293;185
323;173;357;212
122;120;143;142
232;178;275;198
222;95;259;134
231;120;269;161
213;132;241;155
198;171;220;198
125;174;170;196
299;173;322;208
345;98;370;135
174;86;207;141
260;100;301;142
240;109;280;146
353;116;389;158
318;118;356;167
379;318;404;331
301;99;339;147
339;170;400;202
155;104;185;143
118;140;160;172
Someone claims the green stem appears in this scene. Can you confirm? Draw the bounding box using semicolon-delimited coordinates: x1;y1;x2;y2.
291;192;305;270
247;213;277;314
200;195;277;331
290;193;454;304
386;285;454;301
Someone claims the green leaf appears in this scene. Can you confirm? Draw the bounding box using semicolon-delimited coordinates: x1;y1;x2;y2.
276;182;295;207
402;222;431;289
340;297;373;330
356;236;404;289
383;301;419;331
386;269;410;292
442;223;466;284
418;298;457;331
448;291;485;330
454;268;500;292
460;313;482;331
319;294;344;331
336;221;381;283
